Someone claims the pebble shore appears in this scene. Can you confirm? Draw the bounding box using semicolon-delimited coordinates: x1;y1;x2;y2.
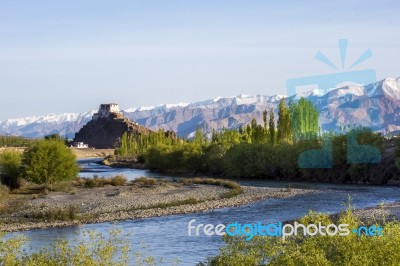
0;183;317;232
351;201;400;222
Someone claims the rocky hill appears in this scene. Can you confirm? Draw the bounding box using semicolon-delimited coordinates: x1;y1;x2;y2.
73;108;153;149
1;77;400;138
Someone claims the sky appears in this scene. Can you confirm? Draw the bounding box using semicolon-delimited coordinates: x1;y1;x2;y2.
1;0;400;120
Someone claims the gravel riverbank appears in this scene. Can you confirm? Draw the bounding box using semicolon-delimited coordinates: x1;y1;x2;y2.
0;183;317;232
351;201;400;222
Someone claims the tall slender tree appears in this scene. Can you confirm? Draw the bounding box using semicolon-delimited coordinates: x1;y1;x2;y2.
290;97;319;141
277;98;291;142
269;108;275;144
263;110;268;130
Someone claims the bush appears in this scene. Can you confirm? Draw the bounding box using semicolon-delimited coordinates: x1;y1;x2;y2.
22;140;79;186
181;178;243;198
131;177;158;187
0;184;9;205
83;178;99;188
25;205;80;221
145;143;206;173
0;183;9;195
74;175;127;188
48;181;73;192
207;206;400;266
0;229;131;265
139;197;200;210
0;150;22;189
110;175;126;186
395;137;400;170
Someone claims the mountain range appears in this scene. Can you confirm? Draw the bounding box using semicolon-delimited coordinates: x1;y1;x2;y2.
1;77;399;139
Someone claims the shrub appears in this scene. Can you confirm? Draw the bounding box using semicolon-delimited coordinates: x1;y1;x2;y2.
48;181;74;192
110;175;126;186
0;198;26;215
181;178;243;198
75;175;127;188
25;205;80;221
22;140;79;186
131;177;158;187
83;178;99;188
207;207;400;266
395;137;400;170
0;184;10;209
133;197;200;210
0;183;9;197
0;229;131;265
0;150;22;189
72;177;86;187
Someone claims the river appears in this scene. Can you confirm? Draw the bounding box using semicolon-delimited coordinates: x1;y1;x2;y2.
8;159;400;265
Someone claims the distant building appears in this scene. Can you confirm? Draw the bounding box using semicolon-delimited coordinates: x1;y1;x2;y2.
73;102;157;149
93;103;121;119
74;142;88;149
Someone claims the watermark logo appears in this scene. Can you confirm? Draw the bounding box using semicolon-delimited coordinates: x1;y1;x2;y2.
286;39;381;168
188;219;383;241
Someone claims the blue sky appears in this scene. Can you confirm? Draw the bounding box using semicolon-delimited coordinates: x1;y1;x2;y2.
1;0;400;120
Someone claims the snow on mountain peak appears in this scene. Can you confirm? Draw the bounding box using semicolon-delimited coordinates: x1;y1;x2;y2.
124;102;190;113
1;77;400;138
1;111;95;127
212;96;223;102
380;77;400;99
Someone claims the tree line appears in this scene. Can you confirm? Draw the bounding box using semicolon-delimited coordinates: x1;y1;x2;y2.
115;97;394;183
0;136;36;147
116;97;320;153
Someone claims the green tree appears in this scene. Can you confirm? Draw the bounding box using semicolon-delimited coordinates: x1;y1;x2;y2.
0;150;22;189
277;98;291;142
0;136;35;147
22;140;79;186
396;137;400;170
290;97;319;141
117;132;128;157
269;109;275;144
195;128;204;145
263;110;268;129
44;133;67;144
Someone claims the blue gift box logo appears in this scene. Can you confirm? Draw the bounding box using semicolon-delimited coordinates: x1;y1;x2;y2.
286;39;381;168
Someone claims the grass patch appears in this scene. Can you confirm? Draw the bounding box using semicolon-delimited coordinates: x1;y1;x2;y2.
74;175;127;188
47;181;74;193
181;178;243;198
24;205;80;221
0;184;9;201
145;197;200;209
10;183;46;195
130;177;171;188
0;198;27;215
124;197;201;212
131;176;157;187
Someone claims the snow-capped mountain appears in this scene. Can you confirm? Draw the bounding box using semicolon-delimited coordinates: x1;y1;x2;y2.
1;77;400;138
121;94;285;138
0;111;96;138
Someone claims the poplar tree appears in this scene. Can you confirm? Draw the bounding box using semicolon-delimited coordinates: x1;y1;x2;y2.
269;109;275;144
277;98;291;142
290;97;319;141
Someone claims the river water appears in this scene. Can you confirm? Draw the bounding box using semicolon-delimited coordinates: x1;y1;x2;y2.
9;159;400;265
